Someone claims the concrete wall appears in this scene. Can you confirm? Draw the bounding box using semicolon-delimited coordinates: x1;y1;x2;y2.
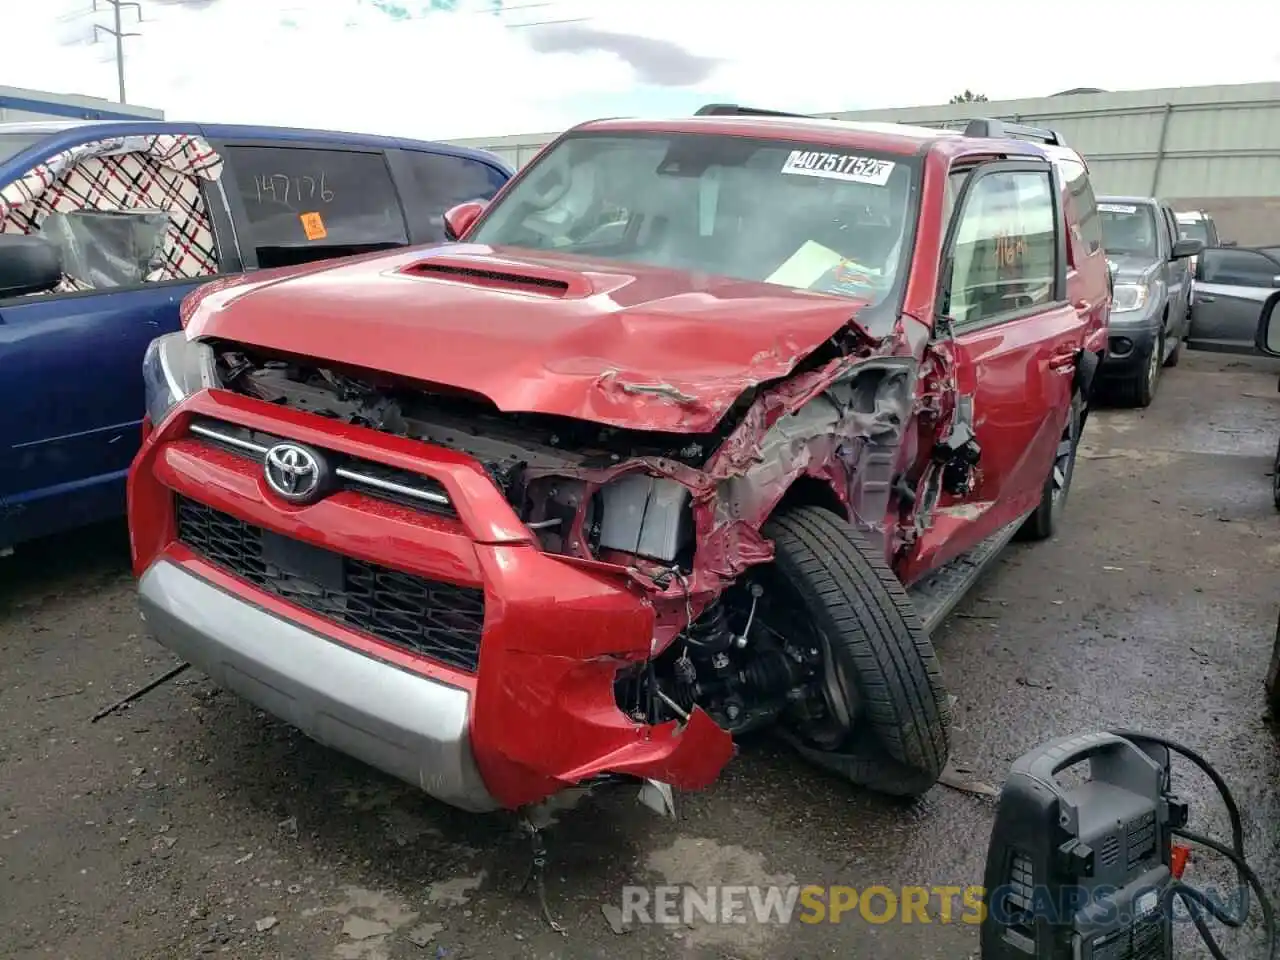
446;81;1280;244
831;82;1280;245
0;84;163;123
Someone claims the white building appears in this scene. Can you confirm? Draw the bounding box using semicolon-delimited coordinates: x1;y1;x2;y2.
0;84;163;123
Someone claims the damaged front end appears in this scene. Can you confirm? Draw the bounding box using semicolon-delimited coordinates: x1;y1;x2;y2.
192;315;920;802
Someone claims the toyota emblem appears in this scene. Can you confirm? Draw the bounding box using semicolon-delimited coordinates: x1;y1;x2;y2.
263;442;326;503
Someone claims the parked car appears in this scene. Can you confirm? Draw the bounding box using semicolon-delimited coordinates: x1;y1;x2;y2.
120;108;1111;814
1174;208;1220;249
1185;245;1280;354
1246;297;1280;712
0;120;512;554
1174;209;1220;298
1095;196;1203;406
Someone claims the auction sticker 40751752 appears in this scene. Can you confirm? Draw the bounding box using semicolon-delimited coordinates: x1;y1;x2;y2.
780;150;896;186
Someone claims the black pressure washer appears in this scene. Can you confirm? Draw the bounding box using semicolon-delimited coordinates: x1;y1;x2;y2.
980;730;1276;960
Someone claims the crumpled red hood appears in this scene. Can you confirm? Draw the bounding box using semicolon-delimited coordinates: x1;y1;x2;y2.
183;243;872;433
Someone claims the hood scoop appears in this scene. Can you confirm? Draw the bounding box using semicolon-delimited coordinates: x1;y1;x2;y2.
401;256;588;298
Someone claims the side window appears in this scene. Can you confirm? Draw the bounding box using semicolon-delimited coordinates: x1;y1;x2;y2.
226;146;408;268
1199;249;1280;287
943;169;1058;328
0;135;223;297
1057;158;1102;255
401;151;506;241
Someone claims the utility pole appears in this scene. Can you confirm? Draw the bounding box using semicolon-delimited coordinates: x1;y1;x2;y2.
91;0;143;104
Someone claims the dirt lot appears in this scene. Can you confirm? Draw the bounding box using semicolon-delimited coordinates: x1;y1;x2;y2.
3;350;1280;960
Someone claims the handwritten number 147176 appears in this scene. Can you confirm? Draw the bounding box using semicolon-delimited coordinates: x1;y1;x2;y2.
253;171;334;207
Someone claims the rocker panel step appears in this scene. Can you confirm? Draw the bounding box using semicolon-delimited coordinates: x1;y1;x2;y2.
906;514;1030;636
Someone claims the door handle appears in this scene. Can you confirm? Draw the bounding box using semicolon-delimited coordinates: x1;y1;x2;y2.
1048;349;1076;372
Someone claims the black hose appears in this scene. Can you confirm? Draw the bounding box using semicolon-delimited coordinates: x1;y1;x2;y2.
1108;729;1276;960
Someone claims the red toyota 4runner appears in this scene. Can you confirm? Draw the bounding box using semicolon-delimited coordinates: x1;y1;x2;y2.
129;106;1110;814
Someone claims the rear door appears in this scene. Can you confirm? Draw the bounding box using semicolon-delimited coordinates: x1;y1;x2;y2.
0;128;233;546
1187;247;1280;354
905;159;1082;576
212;139;412;270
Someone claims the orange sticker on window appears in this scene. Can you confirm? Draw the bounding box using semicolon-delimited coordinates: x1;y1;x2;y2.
300;211;327;240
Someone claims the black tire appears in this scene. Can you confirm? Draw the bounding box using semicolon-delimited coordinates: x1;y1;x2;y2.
761;505;951;797
1018;390;1083;542
1272;436;1280;511
1267;612;1280;717
1114;332;1162;408
1163;335;1182;368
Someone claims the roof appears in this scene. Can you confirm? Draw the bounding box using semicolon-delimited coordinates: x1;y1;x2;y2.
0;119;511;173
0;120;99;135
570;113;1057;160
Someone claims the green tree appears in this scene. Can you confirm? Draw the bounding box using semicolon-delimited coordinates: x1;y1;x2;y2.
950;90;989;104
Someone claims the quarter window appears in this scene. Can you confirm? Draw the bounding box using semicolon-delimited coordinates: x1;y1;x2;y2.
226;146;408;267
943;170;1058;327
401;151;507;241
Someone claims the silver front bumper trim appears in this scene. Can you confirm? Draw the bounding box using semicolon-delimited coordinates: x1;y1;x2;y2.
137;560;497;812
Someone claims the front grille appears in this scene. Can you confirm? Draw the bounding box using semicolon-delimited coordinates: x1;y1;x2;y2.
176;497;484;672
188;418;454;516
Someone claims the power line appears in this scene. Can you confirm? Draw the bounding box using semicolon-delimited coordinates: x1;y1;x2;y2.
90;0;143;104
72;0;589;106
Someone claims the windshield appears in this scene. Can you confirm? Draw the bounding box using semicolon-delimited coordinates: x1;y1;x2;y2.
469;132;918;311
1099;203;1158;258
0;133;45;167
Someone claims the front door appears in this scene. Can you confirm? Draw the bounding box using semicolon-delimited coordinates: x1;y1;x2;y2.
0;133;225;546
1187;247;1280;354
902;161;1084;582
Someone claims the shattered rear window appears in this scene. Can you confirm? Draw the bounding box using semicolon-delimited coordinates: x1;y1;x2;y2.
469;131;921;316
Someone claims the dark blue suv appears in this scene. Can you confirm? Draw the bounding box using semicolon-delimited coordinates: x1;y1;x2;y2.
0;121;511;554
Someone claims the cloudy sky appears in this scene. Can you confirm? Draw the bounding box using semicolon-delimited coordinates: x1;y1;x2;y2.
4;0;1279;142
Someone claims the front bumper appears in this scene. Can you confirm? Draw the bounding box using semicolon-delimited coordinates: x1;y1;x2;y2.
1100;309;1161;378
139;557;496;811
128;389;733;812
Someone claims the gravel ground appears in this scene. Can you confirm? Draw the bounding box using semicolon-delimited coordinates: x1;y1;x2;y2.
2;349;1279;960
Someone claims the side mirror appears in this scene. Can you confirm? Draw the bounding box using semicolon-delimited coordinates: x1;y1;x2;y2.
0;234;63;298
1171;237;1204;260
443;200;487;242
1255;295;1280;357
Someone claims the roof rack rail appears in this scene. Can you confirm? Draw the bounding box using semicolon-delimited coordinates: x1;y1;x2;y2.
962;117;1066;147
694;103;817;119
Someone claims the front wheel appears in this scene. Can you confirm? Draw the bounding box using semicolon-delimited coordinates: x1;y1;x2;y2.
1115;332;1162;408
761;506;951;798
